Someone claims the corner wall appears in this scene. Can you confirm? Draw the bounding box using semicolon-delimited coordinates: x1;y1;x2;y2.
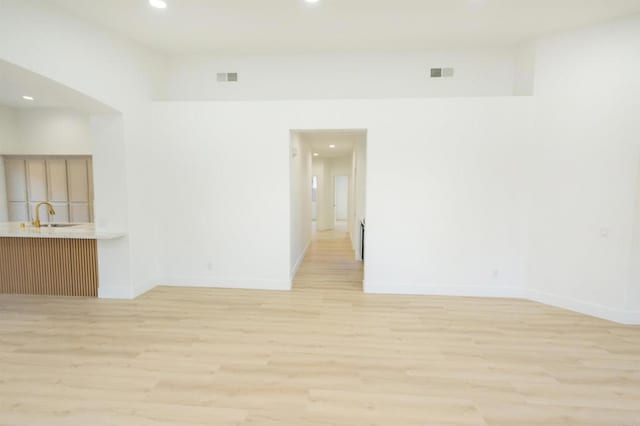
525;14;640;324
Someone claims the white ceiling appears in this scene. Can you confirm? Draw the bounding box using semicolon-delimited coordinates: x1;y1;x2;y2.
48;0;640;54
298;130;365;158
0;60;114;113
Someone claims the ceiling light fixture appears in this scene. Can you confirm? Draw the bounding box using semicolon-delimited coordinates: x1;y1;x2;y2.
329;144;336;148
22;95;34;101
305;0;320;3
149;0;167;9
313;153;319;157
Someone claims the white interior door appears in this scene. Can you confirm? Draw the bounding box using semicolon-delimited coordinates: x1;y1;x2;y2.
334;176;349;222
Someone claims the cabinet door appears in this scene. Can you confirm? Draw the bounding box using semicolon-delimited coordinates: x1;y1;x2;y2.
87;159;94;202
67;159;89;202
5;159;27;202
70;203;90;223
8;202;29;222
27;159;47;202
47;159;68;202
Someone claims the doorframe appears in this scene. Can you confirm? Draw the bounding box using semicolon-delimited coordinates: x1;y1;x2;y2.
289;128;368;288
333;174;349;228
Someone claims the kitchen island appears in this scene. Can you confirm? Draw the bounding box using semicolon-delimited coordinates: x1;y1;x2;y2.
0;223;125;297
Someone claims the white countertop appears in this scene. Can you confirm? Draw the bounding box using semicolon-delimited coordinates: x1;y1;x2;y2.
0;223;125;240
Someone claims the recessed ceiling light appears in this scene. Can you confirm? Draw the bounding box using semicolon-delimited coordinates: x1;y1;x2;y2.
22;95;34;101
313;153;319;157
149;0;167;9
305;0;320;3
329;144;336;148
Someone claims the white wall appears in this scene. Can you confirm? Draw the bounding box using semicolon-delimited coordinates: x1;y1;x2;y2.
152;98;533;295
630;167;640;312
351;139;367;259
14;109;91;155
0;106;18;221
162;49;517;101
290;132;312;279
525;14;640;323
0;108;92;155
513;42;536;96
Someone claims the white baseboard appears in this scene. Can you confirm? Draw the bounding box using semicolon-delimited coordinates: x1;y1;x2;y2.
163;276;291;291
364;281;528;299
290;240;311;280
101;275;640;325
98;284;134;299
525;289;640;325
133;281;158;298
364;281;640;325
100;277;290;299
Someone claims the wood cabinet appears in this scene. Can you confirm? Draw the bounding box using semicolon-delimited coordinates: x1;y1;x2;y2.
0;237;98;297
4;156;94;224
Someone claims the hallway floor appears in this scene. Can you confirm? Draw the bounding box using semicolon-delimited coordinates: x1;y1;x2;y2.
293;221;363;292
1;235;640;424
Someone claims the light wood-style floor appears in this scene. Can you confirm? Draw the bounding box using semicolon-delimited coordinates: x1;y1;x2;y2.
1;226;640;425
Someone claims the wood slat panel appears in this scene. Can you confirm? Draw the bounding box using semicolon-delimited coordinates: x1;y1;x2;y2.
0;238;98;297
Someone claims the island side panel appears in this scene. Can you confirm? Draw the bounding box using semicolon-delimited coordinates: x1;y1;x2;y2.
0;237;98;297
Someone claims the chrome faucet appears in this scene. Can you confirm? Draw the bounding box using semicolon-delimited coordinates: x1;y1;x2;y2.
32;202;56;228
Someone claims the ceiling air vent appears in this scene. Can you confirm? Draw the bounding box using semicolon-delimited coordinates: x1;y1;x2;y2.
217;72;239;83
430;67;454;78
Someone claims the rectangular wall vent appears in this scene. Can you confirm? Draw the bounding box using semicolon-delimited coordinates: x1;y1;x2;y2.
217;72;239;83
430;67;455;78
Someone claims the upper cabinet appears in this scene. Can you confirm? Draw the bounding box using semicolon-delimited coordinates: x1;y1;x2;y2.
67;159;90;203
4;159;27;202
4;156;94;223
26;159;47;202
47;159;69;202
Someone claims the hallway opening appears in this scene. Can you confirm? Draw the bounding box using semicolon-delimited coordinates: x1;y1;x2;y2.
289;129;367;290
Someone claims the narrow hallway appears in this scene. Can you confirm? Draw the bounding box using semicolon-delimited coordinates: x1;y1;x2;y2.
293;222;363;292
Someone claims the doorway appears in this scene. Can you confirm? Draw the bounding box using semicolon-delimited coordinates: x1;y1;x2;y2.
289;129;367;291
334;175;349;230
